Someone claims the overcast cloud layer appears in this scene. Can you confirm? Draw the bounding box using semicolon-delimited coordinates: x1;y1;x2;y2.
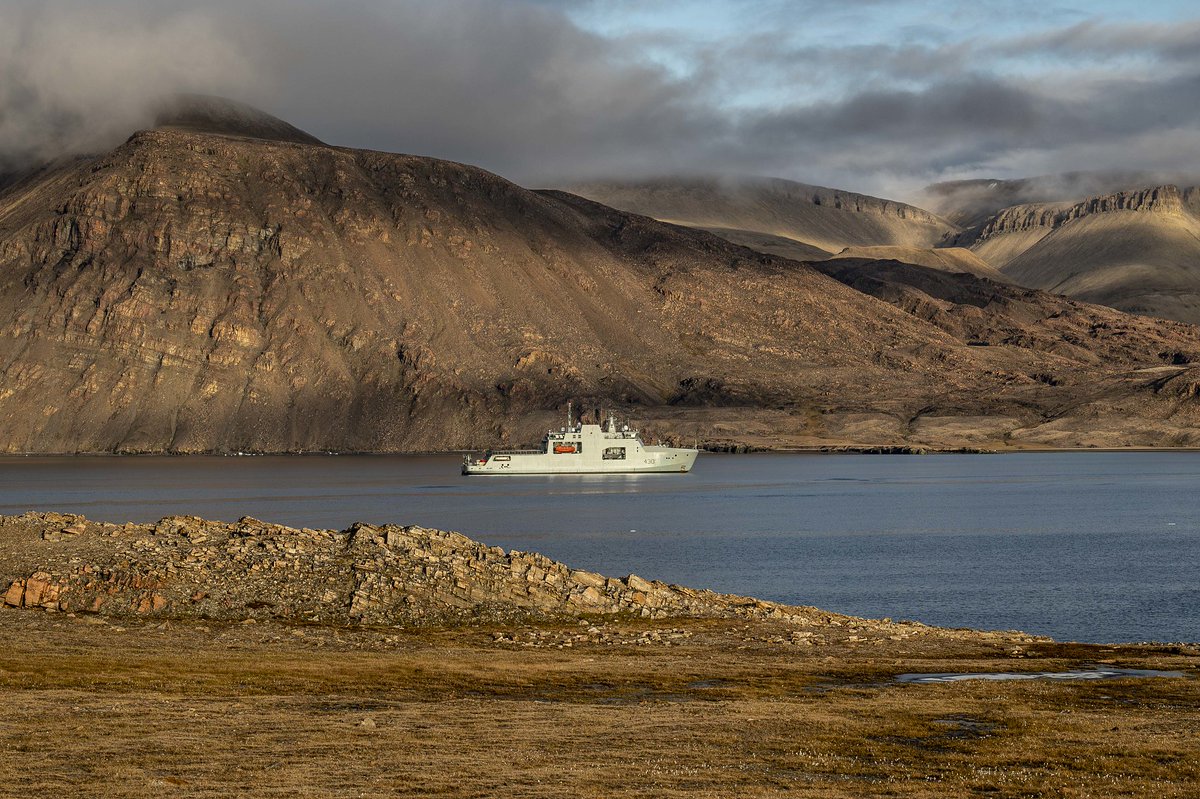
2;0;1200;199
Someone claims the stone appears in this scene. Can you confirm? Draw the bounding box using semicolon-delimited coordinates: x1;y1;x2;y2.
570;570;606;589
626;574;654;593
4;580;25;607
23;573;53;607
0;511;934;637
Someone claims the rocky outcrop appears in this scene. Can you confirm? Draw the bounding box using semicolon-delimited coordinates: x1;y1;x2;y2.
921;170;1200;225
934;184;1200;325
763;180;948;226
0;512;835;626
955;185;1188;248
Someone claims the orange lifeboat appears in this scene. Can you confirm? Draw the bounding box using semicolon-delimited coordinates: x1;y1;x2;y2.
553;444;577;454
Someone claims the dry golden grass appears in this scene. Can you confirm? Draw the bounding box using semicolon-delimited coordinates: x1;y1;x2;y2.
0;611;1196;797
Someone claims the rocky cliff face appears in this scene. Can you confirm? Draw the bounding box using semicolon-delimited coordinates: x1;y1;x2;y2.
920;171;1200;228
0;129;812;449
942;185;1200;324
3;109;1200;451
956;186;1188;248
10;127;924;452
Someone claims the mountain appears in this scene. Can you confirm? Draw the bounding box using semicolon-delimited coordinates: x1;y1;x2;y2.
826;246;1006;282
152;94;327;147
948;185;1200;324
919;171;1200;229
563;177;957;257
3;100;1200;452
564;177;1008;282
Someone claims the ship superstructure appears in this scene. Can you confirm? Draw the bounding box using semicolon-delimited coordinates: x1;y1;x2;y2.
462;408;698;475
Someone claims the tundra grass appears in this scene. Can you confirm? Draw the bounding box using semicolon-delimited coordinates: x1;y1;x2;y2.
1;612;1196;797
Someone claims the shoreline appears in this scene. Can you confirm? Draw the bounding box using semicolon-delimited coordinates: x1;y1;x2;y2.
2;511;1197;795
3;510;1196;648
7;445;1200;457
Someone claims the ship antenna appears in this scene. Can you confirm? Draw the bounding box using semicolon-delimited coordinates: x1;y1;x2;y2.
567;401;573;429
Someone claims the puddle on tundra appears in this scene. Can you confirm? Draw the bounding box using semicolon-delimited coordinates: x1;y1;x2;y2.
897;668;1185;684
931;716;997;737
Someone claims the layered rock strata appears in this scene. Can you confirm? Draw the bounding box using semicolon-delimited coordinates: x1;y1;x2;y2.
954;186;1191;253
5;103;1200;450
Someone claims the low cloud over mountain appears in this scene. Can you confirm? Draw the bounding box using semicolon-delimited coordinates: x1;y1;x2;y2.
4;1;1200;197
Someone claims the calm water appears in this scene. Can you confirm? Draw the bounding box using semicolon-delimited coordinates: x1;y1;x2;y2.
1;452;1196;644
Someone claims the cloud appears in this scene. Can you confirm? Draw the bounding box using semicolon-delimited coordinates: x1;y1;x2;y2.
992;18;1200;64
2;0;1199;199
0;1;257;166
245;1;718;180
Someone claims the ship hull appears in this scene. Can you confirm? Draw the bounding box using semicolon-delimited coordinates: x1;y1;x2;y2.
463;447;698;475
463;420;699;475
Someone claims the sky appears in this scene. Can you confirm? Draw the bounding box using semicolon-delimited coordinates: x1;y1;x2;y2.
2;0;1200;199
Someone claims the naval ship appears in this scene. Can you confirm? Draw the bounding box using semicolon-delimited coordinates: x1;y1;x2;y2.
462;407;698;475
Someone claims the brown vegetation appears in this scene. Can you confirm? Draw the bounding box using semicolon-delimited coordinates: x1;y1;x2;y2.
2;607;1197;797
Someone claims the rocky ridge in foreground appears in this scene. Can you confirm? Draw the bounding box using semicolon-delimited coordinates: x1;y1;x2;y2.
0;512;1016;649
0;512;823;627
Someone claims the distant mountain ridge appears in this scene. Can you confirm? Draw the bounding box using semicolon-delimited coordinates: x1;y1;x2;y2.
567;167;1200;325
956;185;1195;247
919;171;1200;228
939;184;1200;324
564;176;956;257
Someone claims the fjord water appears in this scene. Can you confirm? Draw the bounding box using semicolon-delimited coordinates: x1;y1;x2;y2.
1;452;1196;644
